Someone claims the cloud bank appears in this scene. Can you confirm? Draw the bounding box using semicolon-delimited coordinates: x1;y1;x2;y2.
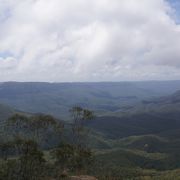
0;0;180;81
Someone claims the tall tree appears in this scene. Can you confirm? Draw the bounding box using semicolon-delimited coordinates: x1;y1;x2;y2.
6;113;64;146
70;106;94;147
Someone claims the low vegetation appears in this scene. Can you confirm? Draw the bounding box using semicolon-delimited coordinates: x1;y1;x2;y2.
0;107;96;180
1;95;180;179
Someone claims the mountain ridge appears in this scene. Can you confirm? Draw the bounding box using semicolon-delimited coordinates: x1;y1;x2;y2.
1;81;180;118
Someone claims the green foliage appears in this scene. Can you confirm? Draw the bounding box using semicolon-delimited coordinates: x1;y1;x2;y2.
17;140;46;180
6;113;64;148
0;107;95;179
70;106;94;147
52;143;93;175
0;139;46;180
50;107;94;176
0;103;14;122
2;97;180;179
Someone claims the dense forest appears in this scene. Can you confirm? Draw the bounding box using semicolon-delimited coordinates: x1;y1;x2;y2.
0;107;96;179
1;107;180;180
1;82;180;179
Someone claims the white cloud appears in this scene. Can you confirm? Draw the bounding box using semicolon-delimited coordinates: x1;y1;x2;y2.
0;0;180;81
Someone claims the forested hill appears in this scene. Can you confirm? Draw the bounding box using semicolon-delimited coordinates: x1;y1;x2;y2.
1;81;180;118
86;89;180;139
0;103;15;123
1;83;180;179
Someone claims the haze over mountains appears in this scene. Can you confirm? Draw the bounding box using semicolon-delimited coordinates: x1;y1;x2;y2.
1;80;180;178
1;81;180;119
1;80;180;143
1;80;180;141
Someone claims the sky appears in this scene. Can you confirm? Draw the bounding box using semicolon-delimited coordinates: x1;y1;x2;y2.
0;0;180;82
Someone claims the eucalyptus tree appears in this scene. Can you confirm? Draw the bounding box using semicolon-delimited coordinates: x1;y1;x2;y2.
52;107;94;176
70;106;94;147
6;113;64;146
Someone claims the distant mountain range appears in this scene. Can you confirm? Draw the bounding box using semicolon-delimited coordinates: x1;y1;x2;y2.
86;89;180;172
87;89;180;138
1;81;180;119
1;81;180;175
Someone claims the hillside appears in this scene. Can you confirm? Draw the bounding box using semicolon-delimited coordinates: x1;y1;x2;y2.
83;91;180;178
86;111;180;139
134;89;180;113
0;103;15;123
1;82;180;179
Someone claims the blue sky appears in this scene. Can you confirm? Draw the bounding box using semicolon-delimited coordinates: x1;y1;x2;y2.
168;0;180;10
0;52;13;59
167;0;180;23
0;0;180;82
